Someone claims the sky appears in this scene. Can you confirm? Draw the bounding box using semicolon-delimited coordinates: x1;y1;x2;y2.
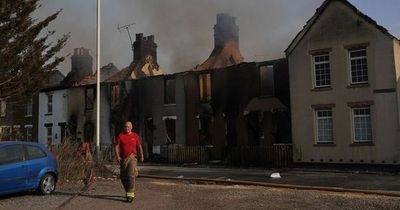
35;0;400;75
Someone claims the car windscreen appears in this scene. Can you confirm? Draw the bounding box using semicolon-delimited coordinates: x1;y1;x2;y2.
0;145;24;166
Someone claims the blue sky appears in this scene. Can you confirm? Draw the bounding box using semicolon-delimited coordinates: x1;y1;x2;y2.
37;0;400;74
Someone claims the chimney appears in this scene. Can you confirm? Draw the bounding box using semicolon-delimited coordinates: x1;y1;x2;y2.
193;13;243;71
214;13;239;50
133;33;157;63
62;47;93;85
71;47;93;77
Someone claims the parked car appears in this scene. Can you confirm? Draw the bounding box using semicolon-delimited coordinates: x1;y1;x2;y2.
0;141;58;196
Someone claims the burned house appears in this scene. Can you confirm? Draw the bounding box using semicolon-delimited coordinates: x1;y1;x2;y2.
193;13;243;70
105;14;291;166
105;33;164;146
38;48;119;148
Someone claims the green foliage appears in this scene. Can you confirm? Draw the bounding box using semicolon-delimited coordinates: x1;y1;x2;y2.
0;0;69;103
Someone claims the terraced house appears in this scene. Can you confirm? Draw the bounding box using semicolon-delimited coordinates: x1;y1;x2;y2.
286;0;400;165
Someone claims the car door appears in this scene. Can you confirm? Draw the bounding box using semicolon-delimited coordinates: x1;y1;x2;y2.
24;145;48;188
0;145;28;194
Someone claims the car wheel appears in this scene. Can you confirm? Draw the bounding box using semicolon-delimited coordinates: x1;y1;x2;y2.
39;174;56;195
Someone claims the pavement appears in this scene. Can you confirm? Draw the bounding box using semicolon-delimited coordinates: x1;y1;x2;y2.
106;164;400;193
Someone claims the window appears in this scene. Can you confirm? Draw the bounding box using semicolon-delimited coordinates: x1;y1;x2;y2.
352;106;372;142
315;109;333;143
313;54;331;87
47;93;53;114
199;73;212;101
259;65;275;96
85;87;95;110
349;48;368;84
12;125;21;140
46;126;52;145
59;123;67;143
0;145;24;166
111;84;121;108
0;100;6;117
163;116;176;144
25;125;33;141
26;146;47;160
164;78;176;104
26;100;33;117
0;126;11;141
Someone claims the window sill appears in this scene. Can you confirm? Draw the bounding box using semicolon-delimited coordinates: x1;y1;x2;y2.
350;142;374;147
164;103;176;106
44;113;52;116
311;87;332;92
314;143;336;147
347;83;370;89
25;115;32;118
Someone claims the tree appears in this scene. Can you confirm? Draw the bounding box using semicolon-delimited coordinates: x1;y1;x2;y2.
0;0;69;103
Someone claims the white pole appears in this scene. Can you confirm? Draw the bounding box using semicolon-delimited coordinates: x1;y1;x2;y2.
96;0;101;159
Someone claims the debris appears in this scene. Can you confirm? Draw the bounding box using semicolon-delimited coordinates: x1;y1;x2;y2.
270;172;281;178
177;175;184;179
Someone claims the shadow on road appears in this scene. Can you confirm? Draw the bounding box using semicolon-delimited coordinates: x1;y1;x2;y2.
79;194;126;202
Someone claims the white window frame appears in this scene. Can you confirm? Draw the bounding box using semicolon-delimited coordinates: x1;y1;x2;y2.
47;93;53;114
25;125;33;141
349;48;368;84
312;54;331;88
26;100;33;117
46;126;52;144
314;109;334;143
352;106;372;143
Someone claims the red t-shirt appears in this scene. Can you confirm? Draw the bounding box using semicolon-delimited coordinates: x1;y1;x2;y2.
115;132;142;159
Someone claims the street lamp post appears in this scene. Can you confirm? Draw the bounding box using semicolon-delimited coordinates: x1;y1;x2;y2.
96;0;101;160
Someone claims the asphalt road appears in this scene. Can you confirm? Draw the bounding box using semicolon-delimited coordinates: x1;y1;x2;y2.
1;178;400;210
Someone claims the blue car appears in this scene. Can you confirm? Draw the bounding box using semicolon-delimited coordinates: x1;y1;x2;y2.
0;141;58;196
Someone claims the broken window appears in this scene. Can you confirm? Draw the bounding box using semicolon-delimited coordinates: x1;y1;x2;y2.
164;78;176;104
85;87;95;110
259;65;274;96
199;73;212;102
111;84;121;108
0;100;6;117
163;117;176;144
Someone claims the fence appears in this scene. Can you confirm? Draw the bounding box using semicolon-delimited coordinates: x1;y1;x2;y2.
167;145;208;164
165;144;292;168
227;144;293;168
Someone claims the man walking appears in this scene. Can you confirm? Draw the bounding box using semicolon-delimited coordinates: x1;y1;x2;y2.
115;121;144;202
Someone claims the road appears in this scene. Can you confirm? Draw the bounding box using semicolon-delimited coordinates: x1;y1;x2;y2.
1;178;400;210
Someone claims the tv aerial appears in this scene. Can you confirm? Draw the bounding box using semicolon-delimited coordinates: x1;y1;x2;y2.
117;23;135;60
